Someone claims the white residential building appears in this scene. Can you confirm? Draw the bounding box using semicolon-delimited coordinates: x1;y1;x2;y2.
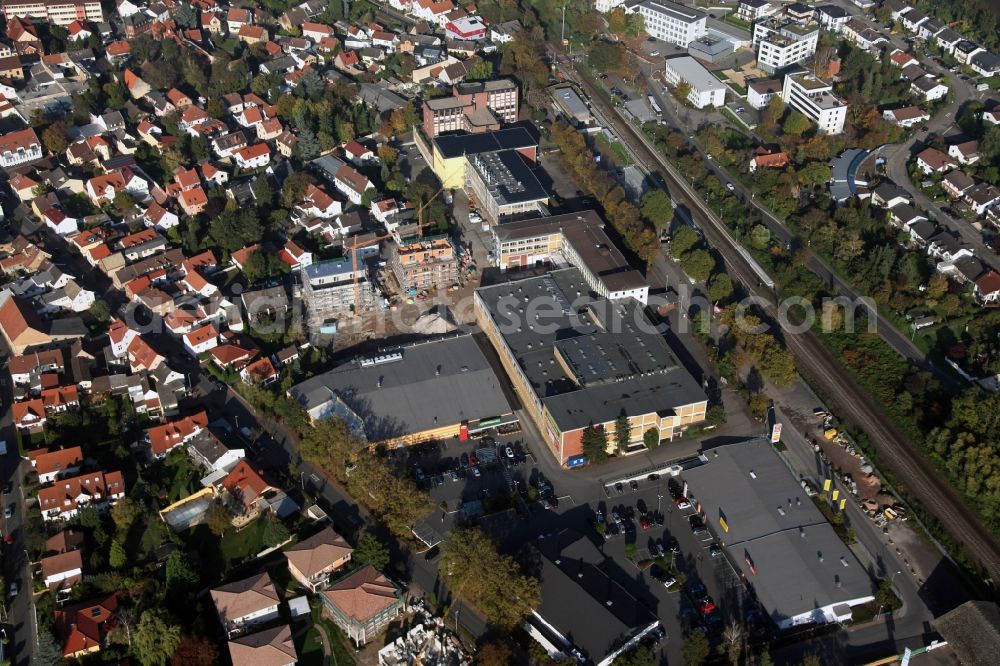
0;128;42;167
753;18;819;74
664;56;726;109
781;72;847;134
630;0;707;47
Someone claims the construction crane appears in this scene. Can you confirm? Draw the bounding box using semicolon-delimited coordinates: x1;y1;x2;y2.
416;185;448;239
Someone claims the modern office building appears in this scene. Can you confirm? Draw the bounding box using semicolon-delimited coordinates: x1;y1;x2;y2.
492;210;650;304
752;17;819;73
781;71;848;134
475;268;707;465
301;254;376;332
688;35;734;63
465;149;549;225
663;56;727;108
631;0;707;47
421;79;519;138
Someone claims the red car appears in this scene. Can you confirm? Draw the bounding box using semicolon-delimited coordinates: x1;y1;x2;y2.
640;515;650;530
698;598;716;615
469;453;479;466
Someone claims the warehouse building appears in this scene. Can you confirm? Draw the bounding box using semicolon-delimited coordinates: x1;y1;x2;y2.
682;439;875;629
289;334;515;446
475;268;706;465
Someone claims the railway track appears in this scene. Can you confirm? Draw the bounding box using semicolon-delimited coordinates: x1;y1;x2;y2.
564;58;1000;584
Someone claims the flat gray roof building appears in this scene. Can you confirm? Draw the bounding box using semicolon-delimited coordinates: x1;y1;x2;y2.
552;86;592;125
681;440;875;628
289;334;514;444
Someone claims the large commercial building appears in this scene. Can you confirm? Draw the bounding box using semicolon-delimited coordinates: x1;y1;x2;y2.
301;255;376;332
1;0;102;25
781;71;848;134
663;56;726;109
475;268;707;465
631;0;707;47
415;127;537;189
465;148;549;225
491;210;649;304
386;238;459;294
681;440;875;629
421;79;519;139
752;17;819;73
289;334;515;446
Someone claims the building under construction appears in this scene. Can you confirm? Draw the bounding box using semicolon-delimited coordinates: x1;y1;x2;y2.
386;238;459;294
301;254;376;333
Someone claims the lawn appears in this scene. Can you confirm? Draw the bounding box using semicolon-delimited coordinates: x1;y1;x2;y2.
595;133;635;166
294;626;325;666
309;597;356;666
185;518;272;579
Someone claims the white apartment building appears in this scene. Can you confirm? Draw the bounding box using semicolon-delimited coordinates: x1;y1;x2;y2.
753;18;819;74
595;0;626;12
631;0;707;47
0;127;42;167
1;0;103;25
781;72;848;134
664;56;726;109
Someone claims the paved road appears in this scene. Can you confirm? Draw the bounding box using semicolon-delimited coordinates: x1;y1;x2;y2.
0;346;36;666
556;51;1000;585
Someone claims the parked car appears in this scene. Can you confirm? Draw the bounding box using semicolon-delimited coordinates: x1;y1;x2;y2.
8;581;17;598
662;576;677;589
689;515;707;534
674;496;691;509
709;543;723;558
505;446;514;459
698;598;717;614
471;466;481;477
469;452;479;466
640;515;650;530
726;182;735;192
3;503;12;519
614;482;624;495
629;479;639;491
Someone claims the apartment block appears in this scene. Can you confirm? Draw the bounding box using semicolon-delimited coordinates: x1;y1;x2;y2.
421;79;519;138
752;17;819;73
387;238;459;293
631;0;707;47
301;255;376;331
780;72;847;134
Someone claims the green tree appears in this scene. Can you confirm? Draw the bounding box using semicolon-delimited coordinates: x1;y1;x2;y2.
89;298;111;323
295;128;320;160
750;224;771;249
798;162;832;187
261;516;290;547
109;539;126;569
581;425;609;463
782;110;811;136
669;225;699;258
165;551;199;590
353;531;390;570
440;528;540;631
113;191;137;215
708;272;734;303
587;40;625;73
614;412;631;454
643;427;660;450
134;610;182;666
607;7;628;35
681;249;715;283
614;646;655;666
205;501;232;536
110;497;141;534
32;631;62;666
640;189;674;229
473;640;514;666
761;96;785;131
465;57;494;81
41;121;70;154
682;632;710;666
